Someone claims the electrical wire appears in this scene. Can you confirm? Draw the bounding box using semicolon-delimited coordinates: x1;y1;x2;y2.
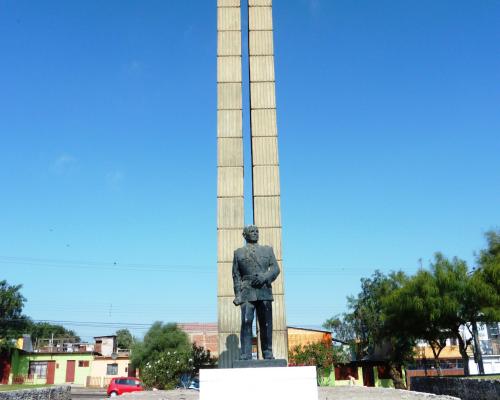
0;255;397;275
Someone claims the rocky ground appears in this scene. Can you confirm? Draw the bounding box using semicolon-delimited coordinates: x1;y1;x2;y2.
112;387;460;400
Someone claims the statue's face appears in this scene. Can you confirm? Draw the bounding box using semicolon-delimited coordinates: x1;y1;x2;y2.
244;226;259;243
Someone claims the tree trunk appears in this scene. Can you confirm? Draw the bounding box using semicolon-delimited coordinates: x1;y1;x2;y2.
388;362;406;389
433;358;442;376
455;330;470;376
472;320;485;375
430;343;443;377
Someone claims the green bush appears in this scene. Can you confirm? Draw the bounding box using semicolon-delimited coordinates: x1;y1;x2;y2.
132;322;217;390
140;350;194;390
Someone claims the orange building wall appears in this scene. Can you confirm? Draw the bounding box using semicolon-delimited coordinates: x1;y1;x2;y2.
287;328;332;350
414;344;462;359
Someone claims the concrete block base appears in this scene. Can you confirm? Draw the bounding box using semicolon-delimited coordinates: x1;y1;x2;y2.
200;366;318;400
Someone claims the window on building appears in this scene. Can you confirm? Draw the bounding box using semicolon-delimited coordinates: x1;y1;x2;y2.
107;363;119;375
29;362;48;379
487;323;499;339
78;360;89;367
449;337;458;346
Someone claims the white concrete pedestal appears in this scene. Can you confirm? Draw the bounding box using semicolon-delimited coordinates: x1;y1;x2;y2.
200;366;318;400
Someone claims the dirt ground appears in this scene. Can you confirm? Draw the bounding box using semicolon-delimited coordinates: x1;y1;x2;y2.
318;386;459;400
118;387;459;400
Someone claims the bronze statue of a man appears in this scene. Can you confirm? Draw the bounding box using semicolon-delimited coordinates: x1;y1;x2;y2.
232;225;280;360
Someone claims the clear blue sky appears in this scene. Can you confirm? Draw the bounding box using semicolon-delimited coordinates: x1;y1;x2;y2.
1;0;499;342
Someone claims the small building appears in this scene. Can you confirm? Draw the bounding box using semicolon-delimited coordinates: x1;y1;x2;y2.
312;340;405;388
9;349;94;386
94;336;117;357
406;338;465;386
5;334;135;387
407;322;500;378
470;322;500;374
316;361;405;388
86;356;135;388
86;335;136;387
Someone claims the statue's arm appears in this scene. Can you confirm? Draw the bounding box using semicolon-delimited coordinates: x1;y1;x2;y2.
232;251;243;305
263;248;280;284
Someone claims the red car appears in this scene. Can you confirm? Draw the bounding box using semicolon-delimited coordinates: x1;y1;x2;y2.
107;377;144;396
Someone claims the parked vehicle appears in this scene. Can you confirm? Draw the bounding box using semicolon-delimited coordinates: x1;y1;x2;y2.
188;377;199;391
107;377;144;396
179;374;199;391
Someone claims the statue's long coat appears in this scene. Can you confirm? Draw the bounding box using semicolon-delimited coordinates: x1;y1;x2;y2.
232;244;280;303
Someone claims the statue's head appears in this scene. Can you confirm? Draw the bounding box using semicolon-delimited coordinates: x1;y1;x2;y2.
243;225;259;244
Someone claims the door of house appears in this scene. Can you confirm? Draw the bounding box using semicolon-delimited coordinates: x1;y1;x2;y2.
0;356;10;384
127;364;136;377
46;361;56;384
65;360;76;383
362;365;375;387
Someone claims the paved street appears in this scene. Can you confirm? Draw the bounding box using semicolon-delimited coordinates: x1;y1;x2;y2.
71;387;107;400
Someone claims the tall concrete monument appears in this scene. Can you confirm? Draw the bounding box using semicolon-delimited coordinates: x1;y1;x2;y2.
217;0;287;368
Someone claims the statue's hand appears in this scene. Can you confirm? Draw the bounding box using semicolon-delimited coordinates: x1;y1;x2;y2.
251;274;266;287
233;296;243;306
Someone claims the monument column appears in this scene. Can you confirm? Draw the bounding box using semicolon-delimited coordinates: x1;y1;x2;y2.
248;0;288;360
217;0;244;368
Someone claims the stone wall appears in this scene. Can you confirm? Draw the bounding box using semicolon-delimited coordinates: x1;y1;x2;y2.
0;385;71;400
411;376;500;400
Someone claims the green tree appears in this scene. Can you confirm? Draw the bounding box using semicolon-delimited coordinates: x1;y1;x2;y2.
26;321;80;344
289;341;349;385
0;280;28;351
384;254;477;376
131;322;191;370
385;245;500;377
322;314;356;345
430;253;482;376
130;322;215;389
131;322;191;389
383;268;451;375
116;329;134;350
345;270;413;389
475;230;500;320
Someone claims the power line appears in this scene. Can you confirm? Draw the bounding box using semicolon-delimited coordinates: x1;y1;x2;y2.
0;255;392;275
1;318;152;325
1;315;341;331
0;256;212;273
1;318;156;329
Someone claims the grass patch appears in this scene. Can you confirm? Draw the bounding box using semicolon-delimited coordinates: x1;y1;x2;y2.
0;385;52;392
